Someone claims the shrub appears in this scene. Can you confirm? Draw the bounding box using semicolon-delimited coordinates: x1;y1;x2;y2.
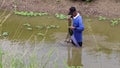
82;0;93;2
72;0;93;2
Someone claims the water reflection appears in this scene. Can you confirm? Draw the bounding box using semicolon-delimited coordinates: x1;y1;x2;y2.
67;46;83;68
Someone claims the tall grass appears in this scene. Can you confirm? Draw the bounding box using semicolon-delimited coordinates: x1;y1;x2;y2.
0;48;3;68
0;40;68;68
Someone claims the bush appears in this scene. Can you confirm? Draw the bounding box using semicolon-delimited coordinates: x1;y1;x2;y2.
83;0;93;2
72;0;93;2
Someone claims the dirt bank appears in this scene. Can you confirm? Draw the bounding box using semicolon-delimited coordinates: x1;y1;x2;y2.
0;0;120;18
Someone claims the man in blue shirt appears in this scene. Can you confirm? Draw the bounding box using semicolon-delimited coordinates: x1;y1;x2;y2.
68;7;84;47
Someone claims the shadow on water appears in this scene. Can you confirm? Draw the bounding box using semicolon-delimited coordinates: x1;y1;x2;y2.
0;10;120;68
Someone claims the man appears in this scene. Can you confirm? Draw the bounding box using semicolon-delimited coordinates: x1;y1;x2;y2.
68;7;84;47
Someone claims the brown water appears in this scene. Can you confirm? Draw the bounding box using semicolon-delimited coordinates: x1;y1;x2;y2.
0;10;120;68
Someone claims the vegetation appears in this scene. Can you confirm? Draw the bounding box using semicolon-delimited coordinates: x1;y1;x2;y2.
72;0;93;2
14;11;48;17
98;16;106;21
2;32;9;36
110;19;120;26
0;44;70;68
0;48;3;68
23;23;60;31
55;13;67;20
82;0;93;2
98;16;120;26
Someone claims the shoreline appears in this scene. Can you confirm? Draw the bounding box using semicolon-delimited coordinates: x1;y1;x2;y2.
0;0;120;18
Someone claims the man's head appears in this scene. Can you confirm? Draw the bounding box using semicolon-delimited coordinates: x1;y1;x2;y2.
68;7;77;17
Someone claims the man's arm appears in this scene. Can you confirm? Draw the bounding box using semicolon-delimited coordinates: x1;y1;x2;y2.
75;17;84;32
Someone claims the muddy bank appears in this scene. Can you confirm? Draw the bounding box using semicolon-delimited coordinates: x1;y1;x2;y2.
0;0;120;18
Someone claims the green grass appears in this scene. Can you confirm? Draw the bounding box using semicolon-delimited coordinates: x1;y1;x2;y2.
0;44;68;68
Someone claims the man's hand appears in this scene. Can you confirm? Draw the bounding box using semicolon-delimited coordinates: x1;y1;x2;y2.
69;26;75;30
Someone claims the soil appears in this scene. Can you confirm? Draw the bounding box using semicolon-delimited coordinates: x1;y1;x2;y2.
0;0;120;18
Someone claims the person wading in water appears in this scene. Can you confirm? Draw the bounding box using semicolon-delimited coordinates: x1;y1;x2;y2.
68;7;84;47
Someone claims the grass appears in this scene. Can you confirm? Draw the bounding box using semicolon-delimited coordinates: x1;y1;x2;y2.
0;48;3;68
0;36;68;68
0;45;56;68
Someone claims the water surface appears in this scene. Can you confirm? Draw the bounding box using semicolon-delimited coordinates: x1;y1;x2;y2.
0;10;120;68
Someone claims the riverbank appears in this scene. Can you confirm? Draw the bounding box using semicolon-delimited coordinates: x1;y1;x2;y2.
0;0;120;18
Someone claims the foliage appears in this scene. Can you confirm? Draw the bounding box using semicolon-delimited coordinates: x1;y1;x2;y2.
98;16;120;26
35;25;44;29
55;13;67;20
85;0;93;2
14;11;48;17
23;23;60;38
98;16;106;21
110;19;119;26
37;32;44;36
23;23;31;27
72;0;93;2
23;23;33;31
2;32;9;36
27;27;33;31
47;25;60;29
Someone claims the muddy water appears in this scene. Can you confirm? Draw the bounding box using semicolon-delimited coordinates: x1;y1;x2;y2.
0;10;120;68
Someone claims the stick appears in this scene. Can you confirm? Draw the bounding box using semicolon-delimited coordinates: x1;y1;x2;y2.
65;15;72;42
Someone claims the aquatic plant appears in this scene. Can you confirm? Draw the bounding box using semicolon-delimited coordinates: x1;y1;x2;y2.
27;27;33;31
110;19;119;26
98;16;106;21
55;13;67;20
2;32;9;36
37;32;44;36
35;25;44;30
23;23;31;27
23;23;33;30
35;25;60;30
14;11;48;17
23;23;60;32
98;16;120;26
47;25;60;29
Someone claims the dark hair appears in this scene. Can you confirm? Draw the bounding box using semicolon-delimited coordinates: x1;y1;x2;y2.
68;7;76;15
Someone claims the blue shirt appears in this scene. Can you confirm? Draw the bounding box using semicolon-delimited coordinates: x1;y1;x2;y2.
72;13;84;42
